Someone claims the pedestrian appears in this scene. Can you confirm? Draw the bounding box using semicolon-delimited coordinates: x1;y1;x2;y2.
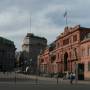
63;73;66;80
70;72;74;84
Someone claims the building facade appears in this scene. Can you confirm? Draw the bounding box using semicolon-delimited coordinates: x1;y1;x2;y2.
0;37;16;71
22;33;47;74
38;25;90;80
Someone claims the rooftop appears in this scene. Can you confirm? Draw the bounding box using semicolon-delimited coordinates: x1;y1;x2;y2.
57;25;90;40
0;36;14;45
26;33;47;41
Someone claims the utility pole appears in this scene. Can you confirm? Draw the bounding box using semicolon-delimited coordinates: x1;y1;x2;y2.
75;62;78;84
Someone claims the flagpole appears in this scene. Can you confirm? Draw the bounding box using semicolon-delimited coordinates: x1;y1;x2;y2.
64;11;68;27
66;13;67;26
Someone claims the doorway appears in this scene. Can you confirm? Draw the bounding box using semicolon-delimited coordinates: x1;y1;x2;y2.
78;63;84;80
64;52;68;71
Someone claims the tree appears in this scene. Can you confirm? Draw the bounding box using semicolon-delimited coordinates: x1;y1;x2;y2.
19;51;29;67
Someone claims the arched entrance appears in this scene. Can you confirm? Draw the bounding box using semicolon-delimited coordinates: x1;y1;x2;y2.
64;52;68;71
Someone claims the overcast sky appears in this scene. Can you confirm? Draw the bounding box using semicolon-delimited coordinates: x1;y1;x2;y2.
0;0;90;51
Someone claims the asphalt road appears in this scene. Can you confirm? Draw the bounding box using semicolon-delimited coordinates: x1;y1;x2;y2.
0;83;90;90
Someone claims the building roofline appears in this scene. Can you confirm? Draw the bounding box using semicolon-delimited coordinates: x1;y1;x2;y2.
26;33;47;41
56;25;90;41
0;36;14;45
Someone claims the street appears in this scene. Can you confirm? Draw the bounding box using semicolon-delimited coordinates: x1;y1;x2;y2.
0;82;90;90
0;72;90;90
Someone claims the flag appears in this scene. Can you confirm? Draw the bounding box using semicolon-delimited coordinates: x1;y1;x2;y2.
64;11;67;17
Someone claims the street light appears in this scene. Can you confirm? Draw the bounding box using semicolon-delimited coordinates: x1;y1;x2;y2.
29;59;32;73
75;61;78;84
56;63;59;84
74;48;78;84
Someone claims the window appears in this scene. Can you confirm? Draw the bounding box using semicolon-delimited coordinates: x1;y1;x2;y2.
44;64;47;73
63;38;69;45
88;62;90;71
82;49;85;57
51;55;56;63
58;53;59;59
57;42;60;48
73;35;77;42
41;59;44;63
69;52;71;59
88;47;90;56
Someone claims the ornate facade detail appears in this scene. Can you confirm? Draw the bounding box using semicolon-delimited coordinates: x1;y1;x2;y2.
38;25;90;80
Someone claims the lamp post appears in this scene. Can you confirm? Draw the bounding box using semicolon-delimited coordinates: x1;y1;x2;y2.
74;48;78;84
75;61;78;84
29;59;32;73
14;65;16;84
35;63;38;84
56;63;59;85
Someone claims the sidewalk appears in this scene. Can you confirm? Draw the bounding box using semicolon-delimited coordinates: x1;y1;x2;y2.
29;75;90;85
0;73;90;85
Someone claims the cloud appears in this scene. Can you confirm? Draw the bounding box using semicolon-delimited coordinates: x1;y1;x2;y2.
0;0;90;51
0;7;30;30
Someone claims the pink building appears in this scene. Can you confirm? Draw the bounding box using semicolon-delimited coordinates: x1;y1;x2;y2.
38;25;90;80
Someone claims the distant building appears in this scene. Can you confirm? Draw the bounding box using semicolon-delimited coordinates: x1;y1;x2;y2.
38;25;90;80
0;37;16;71
22;33;47;74
38;41;56;75
15;51;22;67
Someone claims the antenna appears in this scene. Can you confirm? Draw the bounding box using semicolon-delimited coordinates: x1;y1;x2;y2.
30;15;31;33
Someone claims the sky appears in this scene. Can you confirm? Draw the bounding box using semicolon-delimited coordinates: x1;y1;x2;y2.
0;0;90;51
